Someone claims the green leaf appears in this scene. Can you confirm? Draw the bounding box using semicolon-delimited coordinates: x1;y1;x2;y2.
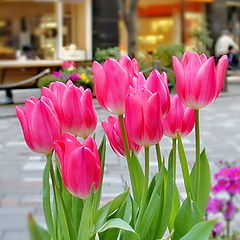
28;214;50;240
168;182;181;231
93;191;129;234
190;149;211;216
179;220;216;240
77;191;94;240
198;149;211;216
129;151;145;204
177;133;192;196
96;218;140;240
156;150;175;238
42;156;55;238
102;195;133;240
72;196;84;231
94;136;106;212
173;196;202;240
136;166;165;239
54;184;72;240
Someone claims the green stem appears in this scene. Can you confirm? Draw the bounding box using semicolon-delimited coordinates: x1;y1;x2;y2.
194;109;201;202
226;219;231;238
172;138;177;180
119;115;131;159
155;143;162;172
144;146;150;189
46;153;58;240
136;146;150;231
119;115;135;189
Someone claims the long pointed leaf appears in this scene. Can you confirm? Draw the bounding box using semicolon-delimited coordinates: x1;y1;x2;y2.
96;218;140;240
177;133;192;196
173;196;202;240
179;220;216;240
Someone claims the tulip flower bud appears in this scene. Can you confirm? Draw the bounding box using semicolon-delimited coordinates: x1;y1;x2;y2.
54;133;101;199
163;95;195;139
173;51;229;109
92;58;129;115
102;116;142;157
132;71;170;117
125;89;164;146
16;97;61;154
42;80;97;139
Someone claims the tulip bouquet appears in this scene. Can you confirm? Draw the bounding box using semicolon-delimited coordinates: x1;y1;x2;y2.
16;52;228;240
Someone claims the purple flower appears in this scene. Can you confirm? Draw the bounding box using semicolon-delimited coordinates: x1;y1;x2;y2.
207;197;223;214
53;71;63;78
213;167;240;195
224;201;236;220
69;73;81;81
212;222;224;237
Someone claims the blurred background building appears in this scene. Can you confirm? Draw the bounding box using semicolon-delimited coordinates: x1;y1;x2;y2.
0;0;92;60
0;0;239;60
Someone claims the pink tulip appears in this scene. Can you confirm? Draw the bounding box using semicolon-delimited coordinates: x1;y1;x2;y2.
61;61;76;69
102;116;142;157
16;97;61;154
125;89;164;146
132;71;170;117
92;58;129;115
118;55;139;87
54;133;101;199
163;95;195;138
173;51;229;109
42;80;97;139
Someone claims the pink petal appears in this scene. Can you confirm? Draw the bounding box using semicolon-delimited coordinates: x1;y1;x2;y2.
216;55;229;97
92;61;107;109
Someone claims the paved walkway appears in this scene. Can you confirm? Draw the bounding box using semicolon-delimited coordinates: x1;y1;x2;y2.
0;83;240;240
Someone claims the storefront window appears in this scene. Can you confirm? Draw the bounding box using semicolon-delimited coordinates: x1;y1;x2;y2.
137;17;174;53
0;1;56;60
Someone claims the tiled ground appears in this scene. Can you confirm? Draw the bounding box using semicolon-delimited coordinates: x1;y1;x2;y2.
0;83;240;239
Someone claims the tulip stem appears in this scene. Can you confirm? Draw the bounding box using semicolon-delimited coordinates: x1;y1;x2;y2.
172;138;177;180
119;114;137;197
119;115;131;159
155;143;162;172
46;153;58;240
135;146;150;231
144;146;150;188
194;109;201;203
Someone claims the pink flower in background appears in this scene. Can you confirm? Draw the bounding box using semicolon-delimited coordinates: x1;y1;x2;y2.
42;80;97;138
213;167;240;195
173;51;228;109
69;73;81;81
224;201;236;220
125;89;164;146
92;58;128;115
16;97;61;154
207;197;224;214
212;222;224;237
54;133;101;199
163;95;195;138
118;55;139;87
53;71;63;78
62;61;76;69
132;71;170;117
102;116;142;157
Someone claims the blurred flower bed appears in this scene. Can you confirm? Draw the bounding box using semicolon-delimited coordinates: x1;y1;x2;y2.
38;61;93;91
207;165;240;240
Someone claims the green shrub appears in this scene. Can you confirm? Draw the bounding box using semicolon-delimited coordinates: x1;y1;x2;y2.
152;44;184;69
94;47;121;63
